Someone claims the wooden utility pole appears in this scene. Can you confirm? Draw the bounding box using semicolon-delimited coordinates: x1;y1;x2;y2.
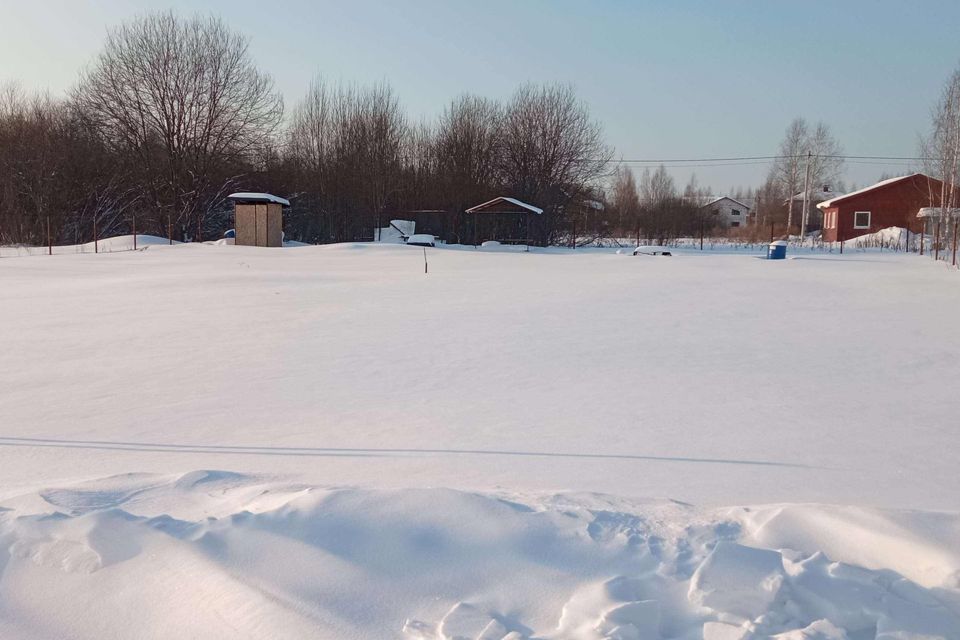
799;151;812;244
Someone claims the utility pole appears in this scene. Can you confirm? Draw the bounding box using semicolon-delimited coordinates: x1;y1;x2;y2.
799;151;812;245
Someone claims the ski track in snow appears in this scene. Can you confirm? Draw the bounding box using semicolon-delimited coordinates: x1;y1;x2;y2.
1;237;959;638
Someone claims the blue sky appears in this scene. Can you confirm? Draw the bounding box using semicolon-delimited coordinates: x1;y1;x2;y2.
2;0;959;191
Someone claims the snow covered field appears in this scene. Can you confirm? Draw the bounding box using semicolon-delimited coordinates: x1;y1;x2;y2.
1;238;958;639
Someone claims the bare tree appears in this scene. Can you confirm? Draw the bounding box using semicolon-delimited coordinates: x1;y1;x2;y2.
769;118;844;237
638;165;677;244
920;65;960;261
610;166;640;237
74;12;283;240
286;79;407;242
499;84;612;243
435;95;501;211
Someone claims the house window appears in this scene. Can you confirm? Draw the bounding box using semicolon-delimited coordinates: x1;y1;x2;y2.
712;209;719;215
854;211;871;229
731;209;740;216
731;221;740;227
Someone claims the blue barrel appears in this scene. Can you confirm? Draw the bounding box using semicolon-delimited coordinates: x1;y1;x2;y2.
768;241;787;260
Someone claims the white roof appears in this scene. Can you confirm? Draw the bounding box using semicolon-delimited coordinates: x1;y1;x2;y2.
467;197;543;215
917;207;960;219
701;196;751;210
228;192;291;206
788;189;842;203
816;174;920;210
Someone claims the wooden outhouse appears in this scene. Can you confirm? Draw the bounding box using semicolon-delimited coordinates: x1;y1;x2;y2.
227;192;289;247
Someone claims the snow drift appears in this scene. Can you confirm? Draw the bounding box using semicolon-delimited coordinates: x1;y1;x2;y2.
0;473;957;640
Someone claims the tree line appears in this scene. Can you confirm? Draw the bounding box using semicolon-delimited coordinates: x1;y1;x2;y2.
0;12;612;248
4;11;958;249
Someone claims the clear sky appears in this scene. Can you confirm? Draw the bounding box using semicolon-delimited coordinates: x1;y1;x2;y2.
2;0;959;192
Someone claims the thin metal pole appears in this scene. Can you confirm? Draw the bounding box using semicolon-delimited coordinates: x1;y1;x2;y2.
920;219;925;256
47;216;52;256
133;214;137;251
94;214;98;254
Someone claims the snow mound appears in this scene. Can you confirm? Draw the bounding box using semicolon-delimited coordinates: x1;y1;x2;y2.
845;226;914;248
688;542;786;621
0;475;957;639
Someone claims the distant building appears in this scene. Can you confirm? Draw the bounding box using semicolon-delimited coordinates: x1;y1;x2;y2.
701;197;751;228
786;185;844;232
817;173;950;243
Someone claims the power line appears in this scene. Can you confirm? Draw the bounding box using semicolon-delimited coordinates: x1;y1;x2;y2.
609;154;934;164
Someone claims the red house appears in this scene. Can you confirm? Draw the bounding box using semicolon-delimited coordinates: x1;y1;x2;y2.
817;173;951;243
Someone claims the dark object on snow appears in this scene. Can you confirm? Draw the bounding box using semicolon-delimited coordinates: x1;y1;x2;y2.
223;229;236;239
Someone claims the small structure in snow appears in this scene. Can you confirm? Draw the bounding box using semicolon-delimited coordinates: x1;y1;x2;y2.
465;197;543;246
633;246;672;256
406;234;435;247
227;193;289;247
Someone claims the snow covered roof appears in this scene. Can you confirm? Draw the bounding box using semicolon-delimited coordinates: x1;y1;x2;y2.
701;196;751;210
787;189;843;204
466;197;543;215
917;207;960;218
816;174;923;210
228;192;291;207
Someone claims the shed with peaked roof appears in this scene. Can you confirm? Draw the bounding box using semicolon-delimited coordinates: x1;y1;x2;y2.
228;192;289;247
465;197;543;246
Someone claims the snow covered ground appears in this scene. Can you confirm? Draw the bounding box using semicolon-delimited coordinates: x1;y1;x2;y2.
1;237;958;639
